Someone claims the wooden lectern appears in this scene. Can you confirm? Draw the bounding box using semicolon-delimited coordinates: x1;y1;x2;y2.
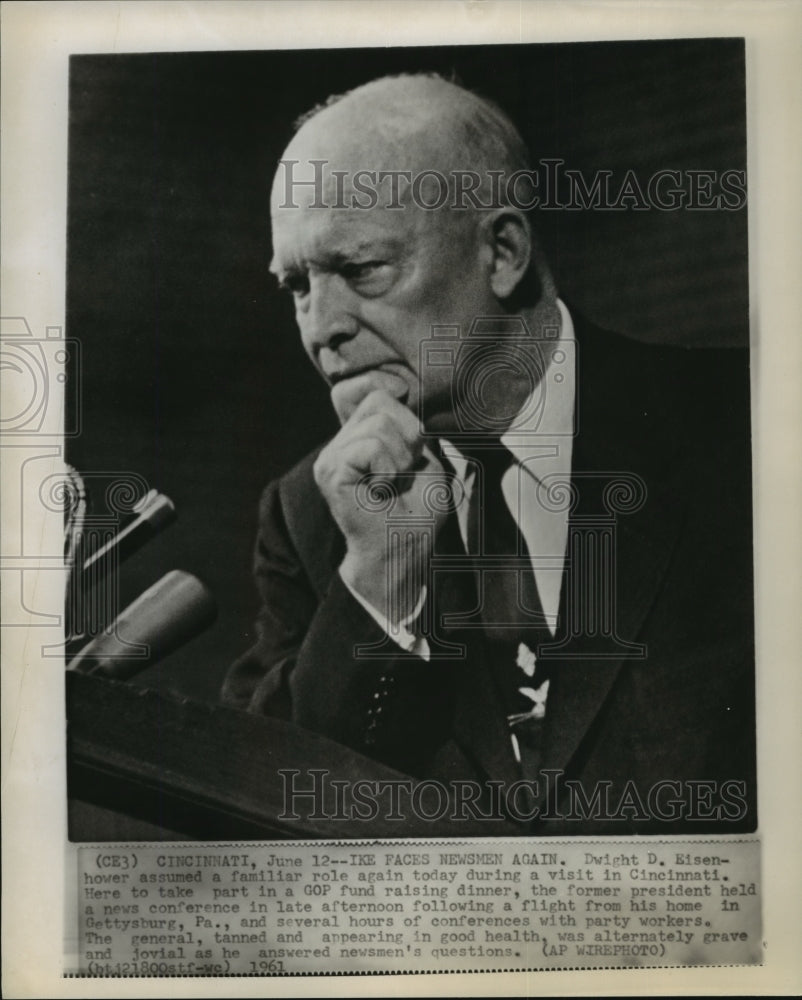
67;672;518;840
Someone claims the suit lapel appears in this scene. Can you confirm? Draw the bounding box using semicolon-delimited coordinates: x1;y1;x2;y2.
451;630;522;787
536;314;690;784
538;481;687;782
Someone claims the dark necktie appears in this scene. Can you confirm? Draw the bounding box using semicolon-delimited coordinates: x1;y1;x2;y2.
464;443;553;776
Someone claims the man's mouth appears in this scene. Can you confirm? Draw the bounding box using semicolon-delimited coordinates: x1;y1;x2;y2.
328;363;410;399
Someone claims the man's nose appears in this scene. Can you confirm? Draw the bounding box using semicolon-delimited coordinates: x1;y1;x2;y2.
298;273;359;355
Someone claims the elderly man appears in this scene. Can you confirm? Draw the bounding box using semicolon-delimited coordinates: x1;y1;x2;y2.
223;74;755;833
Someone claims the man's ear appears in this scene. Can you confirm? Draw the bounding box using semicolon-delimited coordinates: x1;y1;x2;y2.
483;209;533;301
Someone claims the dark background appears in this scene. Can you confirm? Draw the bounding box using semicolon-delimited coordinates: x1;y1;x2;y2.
66;39;748;702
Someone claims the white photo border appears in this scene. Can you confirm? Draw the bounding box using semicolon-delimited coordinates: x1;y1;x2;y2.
2;1;801;996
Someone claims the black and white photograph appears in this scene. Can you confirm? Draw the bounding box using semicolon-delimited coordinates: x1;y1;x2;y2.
2;1;801;994
64;38;755;840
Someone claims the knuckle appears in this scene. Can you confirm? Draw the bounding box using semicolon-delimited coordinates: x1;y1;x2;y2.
357;389;387;414
372;412;396;435
368;387;393;404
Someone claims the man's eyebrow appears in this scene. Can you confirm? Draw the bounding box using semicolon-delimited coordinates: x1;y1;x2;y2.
335;237;397;258
269;238;399;277
269;256;297;277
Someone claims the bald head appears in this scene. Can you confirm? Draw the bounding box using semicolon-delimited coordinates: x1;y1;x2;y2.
291;74;530;183
272;73;535;216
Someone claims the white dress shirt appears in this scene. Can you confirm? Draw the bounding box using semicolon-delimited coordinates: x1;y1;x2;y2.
345;300;576;659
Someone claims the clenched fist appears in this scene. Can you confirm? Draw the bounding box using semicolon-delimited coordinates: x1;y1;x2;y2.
313;371;450;626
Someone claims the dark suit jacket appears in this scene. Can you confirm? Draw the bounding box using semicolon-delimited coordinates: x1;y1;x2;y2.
223;315;756;834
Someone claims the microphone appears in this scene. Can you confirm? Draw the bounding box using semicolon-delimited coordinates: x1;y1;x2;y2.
66;489;177;648
81;490;176;584
68;570;216;679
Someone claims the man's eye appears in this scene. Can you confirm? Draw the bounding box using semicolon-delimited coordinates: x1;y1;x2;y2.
279;274;309;297
342;261;385;282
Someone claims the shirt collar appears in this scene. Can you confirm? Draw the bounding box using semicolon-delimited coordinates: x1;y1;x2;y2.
442;299;576;484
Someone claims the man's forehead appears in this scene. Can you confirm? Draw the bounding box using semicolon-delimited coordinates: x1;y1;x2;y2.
269;151;425;213
268;93;474;267
270;97;466;211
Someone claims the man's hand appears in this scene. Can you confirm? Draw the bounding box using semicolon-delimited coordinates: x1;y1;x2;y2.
313;375;449;626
